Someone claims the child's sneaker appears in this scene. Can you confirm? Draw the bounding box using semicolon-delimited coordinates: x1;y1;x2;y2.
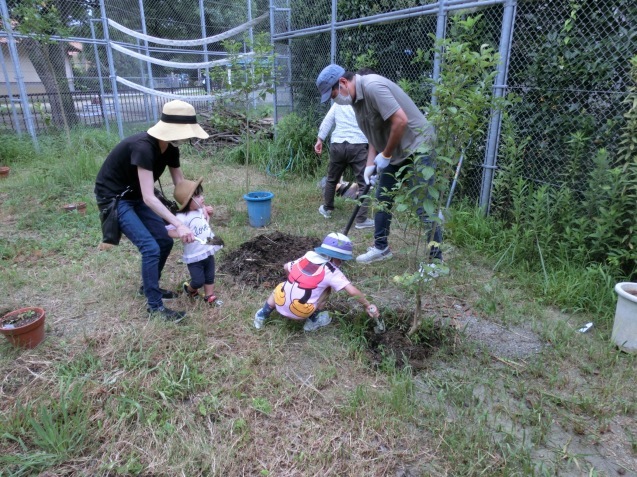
183;281;199;298
254;309;266;330
203;295;218;305
303;311;331;332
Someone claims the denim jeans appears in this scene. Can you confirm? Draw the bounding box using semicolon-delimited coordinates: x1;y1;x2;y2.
374;153;443;260
117;199;174;309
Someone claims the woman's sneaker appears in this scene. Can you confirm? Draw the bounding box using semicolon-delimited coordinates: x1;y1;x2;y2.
147;306;186;323
303;311;331;332
138;286;178;299
354;218;374;229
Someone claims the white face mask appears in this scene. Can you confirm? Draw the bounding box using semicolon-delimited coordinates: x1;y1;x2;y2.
333;83;353;106
170;139;189;147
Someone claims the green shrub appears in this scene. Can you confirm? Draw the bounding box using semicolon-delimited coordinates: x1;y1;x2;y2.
232;112;320;178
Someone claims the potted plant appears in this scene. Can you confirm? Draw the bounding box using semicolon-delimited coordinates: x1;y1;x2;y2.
1;307;46;349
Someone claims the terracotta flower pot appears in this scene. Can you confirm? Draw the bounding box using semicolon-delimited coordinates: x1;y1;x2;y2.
0;166;10;179
0;307;46;349
63;202;87;215
76;202;87;215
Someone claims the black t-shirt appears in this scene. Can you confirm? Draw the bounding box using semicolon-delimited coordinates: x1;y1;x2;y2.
94;132;180;201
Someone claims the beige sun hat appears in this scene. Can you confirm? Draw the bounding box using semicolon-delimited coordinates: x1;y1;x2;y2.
174;177;204;212
147;100;209;141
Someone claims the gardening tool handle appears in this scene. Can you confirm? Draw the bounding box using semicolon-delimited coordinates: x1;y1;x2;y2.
343;181;373;235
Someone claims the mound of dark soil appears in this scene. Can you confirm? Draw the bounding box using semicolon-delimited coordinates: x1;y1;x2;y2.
219;231;321;288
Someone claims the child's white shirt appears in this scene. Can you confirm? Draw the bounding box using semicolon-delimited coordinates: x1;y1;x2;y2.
166;208;222;264
275;251;350;320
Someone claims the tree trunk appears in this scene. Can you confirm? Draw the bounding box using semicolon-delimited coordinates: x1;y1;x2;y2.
408;289;422;336
22;38;78;130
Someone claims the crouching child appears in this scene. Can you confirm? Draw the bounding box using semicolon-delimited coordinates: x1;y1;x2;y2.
254;232;379;332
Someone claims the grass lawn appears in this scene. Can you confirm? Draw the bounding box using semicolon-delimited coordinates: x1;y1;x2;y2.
0;146;636;476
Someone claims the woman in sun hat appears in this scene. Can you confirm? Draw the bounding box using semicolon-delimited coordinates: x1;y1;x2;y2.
94;100;209;323
253;232;380;332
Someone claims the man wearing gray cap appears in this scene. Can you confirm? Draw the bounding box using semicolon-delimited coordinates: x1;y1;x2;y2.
316;64;442;264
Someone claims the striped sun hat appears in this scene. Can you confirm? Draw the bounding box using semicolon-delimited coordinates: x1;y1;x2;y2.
314;232;353;261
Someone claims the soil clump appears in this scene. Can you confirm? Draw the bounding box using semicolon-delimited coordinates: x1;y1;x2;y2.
219;231;321;288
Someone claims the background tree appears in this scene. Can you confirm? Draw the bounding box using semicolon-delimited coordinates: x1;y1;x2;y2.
9;0;95;131
207;32;276;193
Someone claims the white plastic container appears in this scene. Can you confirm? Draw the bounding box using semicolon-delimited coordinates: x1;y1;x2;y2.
611;282;637;354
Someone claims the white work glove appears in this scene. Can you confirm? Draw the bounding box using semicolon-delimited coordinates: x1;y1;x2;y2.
374;152;391;170
364;165;376;185
369;174;378;187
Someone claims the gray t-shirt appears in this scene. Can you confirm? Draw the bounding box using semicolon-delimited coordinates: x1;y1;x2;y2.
352;74;435;164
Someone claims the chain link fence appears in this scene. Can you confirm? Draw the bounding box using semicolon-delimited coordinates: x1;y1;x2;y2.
0;0;268;135
1;0;635;209
273;0;635;205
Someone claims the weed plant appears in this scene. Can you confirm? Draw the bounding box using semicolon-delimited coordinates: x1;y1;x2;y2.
453;69;636;324
226;111;321;179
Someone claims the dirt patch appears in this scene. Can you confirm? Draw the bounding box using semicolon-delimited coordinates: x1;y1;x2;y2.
219;231;321;288
221;233;545;372
365;325;453;372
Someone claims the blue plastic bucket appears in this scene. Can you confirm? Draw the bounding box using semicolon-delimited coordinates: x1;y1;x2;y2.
243;191;274;227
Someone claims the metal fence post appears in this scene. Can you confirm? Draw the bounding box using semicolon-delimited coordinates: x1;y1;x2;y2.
479;0;517;214
138;0;157;123
89;19;110;133
199;0;211;97
269;0;278;126
330;0;337;63
285;1;292;114
99;0;123;138
431;0;447;106
0;43;22;134
0;0;38;150
135;35;151;123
